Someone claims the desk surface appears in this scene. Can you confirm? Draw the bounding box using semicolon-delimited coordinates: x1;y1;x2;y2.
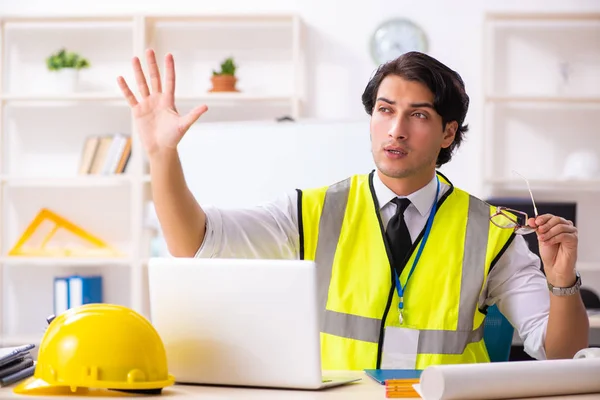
589;312;600;329
2;371;600;400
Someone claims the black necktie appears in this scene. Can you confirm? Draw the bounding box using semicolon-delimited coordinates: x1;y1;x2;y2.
386;198;412;278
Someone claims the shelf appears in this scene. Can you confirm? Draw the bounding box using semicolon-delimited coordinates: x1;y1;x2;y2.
149;16;296;30
3;20;133;30
1;15;134;24
0;256;133;266
1;92;127;105
485;96;600;105
486;12;600;21
0;93;295;105
177;93;295;102
486;178;600;191
1;175;133;188
487;19;600;29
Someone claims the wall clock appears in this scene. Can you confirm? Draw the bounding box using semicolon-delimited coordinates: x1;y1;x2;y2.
370;18;429;65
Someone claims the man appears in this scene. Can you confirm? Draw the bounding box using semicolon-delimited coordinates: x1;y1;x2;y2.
117;49;589;370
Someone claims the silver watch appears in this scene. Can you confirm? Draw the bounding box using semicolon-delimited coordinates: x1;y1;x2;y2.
547;271;581;296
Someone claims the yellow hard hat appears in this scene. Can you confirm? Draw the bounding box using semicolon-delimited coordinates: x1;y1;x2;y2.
14;303;175;395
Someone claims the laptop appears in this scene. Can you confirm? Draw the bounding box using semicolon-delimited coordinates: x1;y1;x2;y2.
147;257;361;390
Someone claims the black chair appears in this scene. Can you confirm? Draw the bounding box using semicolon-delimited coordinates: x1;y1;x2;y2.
581;288;600;310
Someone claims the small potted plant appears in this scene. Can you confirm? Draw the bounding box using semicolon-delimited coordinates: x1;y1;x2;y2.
209;57;239;92
46;48;90;92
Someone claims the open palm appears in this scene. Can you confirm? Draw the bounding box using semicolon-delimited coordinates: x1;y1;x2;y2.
117;49;208;156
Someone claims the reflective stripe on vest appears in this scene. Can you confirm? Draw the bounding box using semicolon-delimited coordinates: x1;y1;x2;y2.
315;177;489;355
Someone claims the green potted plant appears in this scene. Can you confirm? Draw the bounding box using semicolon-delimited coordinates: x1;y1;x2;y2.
209;57;239;92
46;48;90;92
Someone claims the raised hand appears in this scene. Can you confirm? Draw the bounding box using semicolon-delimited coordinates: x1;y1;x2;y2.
528;214;578;287
117;49;208;157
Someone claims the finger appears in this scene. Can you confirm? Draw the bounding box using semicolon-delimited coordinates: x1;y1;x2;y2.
541;232;578;247
179;105;208;133
534;213;553;226
116;76;138;107
146;49;162;93
537;215;569;234
164;53;176;98
132;56;150;97
538;223;577;242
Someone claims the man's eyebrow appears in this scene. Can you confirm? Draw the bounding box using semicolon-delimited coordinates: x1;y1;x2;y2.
375;98;435;109
375;97;395;105
409;102;435;109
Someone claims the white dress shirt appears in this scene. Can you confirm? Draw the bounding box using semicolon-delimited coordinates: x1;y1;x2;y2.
196;172;550;361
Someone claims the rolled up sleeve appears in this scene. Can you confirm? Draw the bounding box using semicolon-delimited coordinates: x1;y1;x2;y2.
194;190;300;260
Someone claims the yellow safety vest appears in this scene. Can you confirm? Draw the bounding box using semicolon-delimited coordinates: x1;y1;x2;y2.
298;171;515;370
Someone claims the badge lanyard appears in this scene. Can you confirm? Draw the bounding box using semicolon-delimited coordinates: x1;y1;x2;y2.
394;175;440;324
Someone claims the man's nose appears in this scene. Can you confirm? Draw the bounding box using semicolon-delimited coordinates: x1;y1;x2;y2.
388;116;407;140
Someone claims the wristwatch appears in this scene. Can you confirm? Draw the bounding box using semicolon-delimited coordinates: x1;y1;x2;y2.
547;271;581;296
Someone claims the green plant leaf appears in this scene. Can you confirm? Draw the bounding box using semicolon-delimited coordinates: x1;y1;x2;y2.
46;48;90;71
213;57;236;76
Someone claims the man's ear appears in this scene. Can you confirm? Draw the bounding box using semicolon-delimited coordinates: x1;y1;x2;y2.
441;121;458;149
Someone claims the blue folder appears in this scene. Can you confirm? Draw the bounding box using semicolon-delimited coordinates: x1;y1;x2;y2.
364;369;422;384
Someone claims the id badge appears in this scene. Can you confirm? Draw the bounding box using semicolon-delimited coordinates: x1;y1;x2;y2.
380;327;419;369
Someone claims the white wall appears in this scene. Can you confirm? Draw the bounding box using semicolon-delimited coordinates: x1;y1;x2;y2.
2;0;599;197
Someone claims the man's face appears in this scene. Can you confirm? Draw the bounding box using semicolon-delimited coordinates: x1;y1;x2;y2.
370;74;456;180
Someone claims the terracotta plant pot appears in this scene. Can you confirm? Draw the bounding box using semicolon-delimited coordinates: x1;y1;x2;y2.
209;75;239;92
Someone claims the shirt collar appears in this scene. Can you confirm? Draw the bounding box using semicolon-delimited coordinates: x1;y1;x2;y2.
372;171;439;217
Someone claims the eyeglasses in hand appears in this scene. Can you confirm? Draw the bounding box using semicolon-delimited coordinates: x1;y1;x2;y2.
490;171;538;235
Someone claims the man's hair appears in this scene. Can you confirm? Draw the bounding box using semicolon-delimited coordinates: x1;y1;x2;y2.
361;51;469;167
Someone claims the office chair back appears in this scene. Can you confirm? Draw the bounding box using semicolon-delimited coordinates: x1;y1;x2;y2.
483;304;514;362
581;288;600;309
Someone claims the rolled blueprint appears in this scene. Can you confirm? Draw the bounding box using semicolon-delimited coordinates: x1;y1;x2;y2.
419;348;600;400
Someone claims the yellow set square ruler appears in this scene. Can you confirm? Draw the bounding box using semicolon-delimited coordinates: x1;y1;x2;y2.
8;208;122;257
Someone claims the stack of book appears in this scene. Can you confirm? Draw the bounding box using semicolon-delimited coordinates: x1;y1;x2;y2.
0;344;35;387
77;133;131;175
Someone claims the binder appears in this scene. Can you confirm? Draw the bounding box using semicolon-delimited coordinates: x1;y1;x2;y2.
53;275;102;314
68;275;102;308
53;277;69;316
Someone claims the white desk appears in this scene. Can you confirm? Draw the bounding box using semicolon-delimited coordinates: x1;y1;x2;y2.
2;371;600;400
589;312;600;329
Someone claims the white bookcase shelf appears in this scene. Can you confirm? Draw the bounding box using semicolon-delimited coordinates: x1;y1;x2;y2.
0;257;133;267
482;12;600;292
0;13;306;346
483;12;600;187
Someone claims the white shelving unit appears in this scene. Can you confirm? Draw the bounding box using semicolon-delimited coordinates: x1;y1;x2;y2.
482;13;600;278
0;14;306;347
